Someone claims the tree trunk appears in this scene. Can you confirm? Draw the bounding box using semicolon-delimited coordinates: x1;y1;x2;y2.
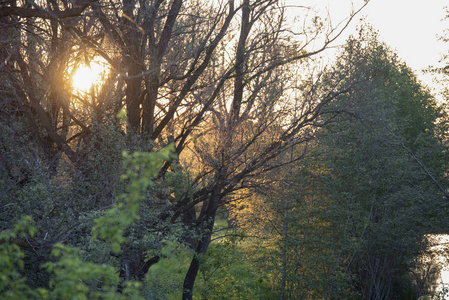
123;0;142;133
182;186;221;300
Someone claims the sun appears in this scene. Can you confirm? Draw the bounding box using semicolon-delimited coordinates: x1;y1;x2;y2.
72;62;104;91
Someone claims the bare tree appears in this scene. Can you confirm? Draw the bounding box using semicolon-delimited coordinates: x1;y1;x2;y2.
0;0;368;297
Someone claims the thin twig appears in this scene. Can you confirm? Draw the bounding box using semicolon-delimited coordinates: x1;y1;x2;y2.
382;121;449;199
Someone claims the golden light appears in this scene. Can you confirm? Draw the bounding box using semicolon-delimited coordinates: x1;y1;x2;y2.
72;62;104;91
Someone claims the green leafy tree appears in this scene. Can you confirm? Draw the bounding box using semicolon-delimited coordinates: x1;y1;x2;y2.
233;25;449;299
315;26;449;299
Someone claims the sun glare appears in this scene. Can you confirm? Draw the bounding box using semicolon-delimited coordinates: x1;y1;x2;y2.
72;62;104;91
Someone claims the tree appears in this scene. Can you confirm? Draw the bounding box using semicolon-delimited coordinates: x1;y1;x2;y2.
314;27;449;299
0;0;369;298
231;25;449;299
0;146;174;299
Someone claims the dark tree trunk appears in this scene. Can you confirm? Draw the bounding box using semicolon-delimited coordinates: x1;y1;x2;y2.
123;0;143;133
182;186;222;300
125;69;142;133
142;73;158;136
230;0;250;123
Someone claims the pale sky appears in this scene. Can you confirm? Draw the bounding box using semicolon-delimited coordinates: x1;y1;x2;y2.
304;0;448;89
362;0;447;71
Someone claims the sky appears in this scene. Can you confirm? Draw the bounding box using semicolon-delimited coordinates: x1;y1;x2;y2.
307;0;448;89
361;0;447;71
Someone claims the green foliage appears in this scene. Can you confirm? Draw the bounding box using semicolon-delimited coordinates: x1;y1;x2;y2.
92;144;176;253
142;224;275;300
312;25;449;298
195;238;275;300
0;216;45;300
144;240;192;299
230;24;449;299
1;145;176;299
0;219;143;300
44;244;143;300
3;8;449;298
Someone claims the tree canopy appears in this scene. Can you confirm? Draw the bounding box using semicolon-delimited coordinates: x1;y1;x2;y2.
1;0;449;299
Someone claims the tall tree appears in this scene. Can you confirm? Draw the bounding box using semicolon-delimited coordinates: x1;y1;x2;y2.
0;0;368;298
232;25;449;299
313;27;449;299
